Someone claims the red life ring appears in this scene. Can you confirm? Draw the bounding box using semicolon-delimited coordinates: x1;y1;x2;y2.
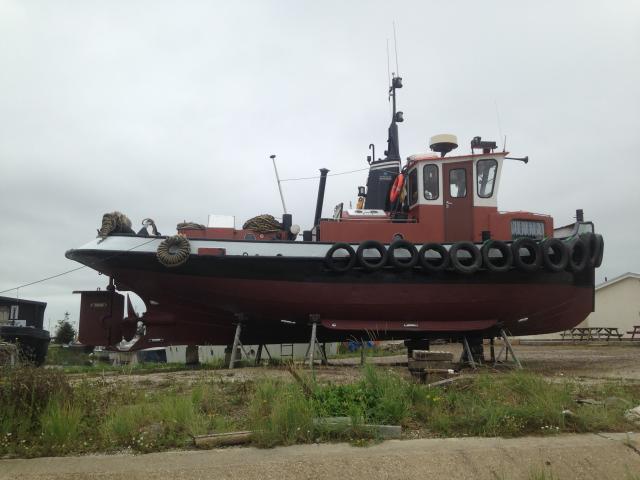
389;174;404;203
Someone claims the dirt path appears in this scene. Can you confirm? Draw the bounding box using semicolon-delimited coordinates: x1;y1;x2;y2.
3;433;639;480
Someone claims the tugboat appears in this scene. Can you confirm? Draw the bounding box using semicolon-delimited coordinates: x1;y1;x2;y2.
65;75;603;352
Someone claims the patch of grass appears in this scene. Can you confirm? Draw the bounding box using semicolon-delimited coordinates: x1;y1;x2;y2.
1;364;639;457
312;366;411;424
418;372;575;437
249;379;314;447
0;366;71;424
60;360;229;376
527;468;558;480
45;345;92;366
625;466;640;480
39;398;83;455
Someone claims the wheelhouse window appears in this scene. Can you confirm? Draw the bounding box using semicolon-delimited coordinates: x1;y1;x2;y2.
449;168;467;198
408;169;418;205
0;306;9;324
476;159;497;198
511;220;545;240
423;164;439;200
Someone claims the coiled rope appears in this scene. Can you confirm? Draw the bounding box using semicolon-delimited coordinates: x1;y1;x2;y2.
242;214;282;234
177;221;206;230
156;234;191;267
98;212;134;237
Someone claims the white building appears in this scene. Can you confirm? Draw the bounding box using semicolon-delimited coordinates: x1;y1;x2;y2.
520;272;640;340
580;272;640;335
169;343;339;364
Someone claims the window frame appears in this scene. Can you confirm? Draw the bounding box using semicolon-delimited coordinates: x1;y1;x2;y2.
476;158;498;199
407;168;419;206
448;168;467;198
422;164;439;201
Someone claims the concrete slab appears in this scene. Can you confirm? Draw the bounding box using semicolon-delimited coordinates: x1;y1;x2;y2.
1;433;639;480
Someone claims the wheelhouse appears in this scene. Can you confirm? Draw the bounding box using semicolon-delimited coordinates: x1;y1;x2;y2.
319;139;552;244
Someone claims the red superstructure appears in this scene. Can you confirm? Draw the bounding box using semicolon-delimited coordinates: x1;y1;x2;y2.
319;150;552;244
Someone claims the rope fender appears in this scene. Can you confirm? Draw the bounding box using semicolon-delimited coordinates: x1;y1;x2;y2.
157;234;191;268
177;221;206;230
98;211;134;237
242;214;282;234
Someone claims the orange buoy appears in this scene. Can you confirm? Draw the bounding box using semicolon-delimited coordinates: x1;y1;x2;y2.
389;173;404;203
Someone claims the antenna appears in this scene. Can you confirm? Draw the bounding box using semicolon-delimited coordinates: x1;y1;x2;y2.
393;21;400;75
270;154;287;214
494;99;504;150
386;39;391;97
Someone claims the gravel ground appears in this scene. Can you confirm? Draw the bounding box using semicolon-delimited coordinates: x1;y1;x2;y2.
70;342;640;392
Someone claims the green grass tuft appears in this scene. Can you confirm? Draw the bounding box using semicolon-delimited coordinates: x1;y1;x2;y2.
39;398;83;454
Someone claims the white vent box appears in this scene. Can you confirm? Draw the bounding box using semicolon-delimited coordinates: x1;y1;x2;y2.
207;215;235;229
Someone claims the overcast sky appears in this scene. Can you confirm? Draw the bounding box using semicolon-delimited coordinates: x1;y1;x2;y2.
1;0;639;330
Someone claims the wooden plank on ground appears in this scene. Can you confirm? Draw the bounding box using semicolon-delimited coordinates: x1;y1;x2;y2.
193;431;253;448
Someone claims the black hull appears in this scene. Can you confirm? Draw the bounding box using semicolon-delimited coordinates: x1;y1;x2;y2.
66;247;595;349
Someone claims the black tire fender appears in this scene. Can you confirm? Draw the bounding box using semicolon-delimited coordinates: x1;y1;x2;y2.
324;243;356;273
540;237;569;272
481;239;513;273
567;237;588;273
580;232;599;268
449;242;482;274
418;243;450;272
387;239;418;270
593;234;604;268
511;238;541;272
356;240;388;271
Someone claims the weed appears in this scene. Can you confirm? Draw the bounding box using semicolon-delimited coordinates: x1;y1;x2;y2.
528;466;558;480
0;366;71;426
312;366;411;424
39;398;83;454
248;379;314;447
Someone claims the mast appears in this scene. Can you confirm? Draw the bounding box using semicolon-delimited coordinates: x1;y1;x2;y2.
364;75;403;210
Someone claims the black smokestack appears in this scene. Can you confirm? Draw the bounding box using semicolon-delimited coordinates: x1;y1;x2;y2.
314;168;329;227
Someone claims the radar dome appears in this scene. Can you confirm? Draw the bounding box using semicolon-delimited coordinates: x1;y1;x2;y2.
429;134;458;157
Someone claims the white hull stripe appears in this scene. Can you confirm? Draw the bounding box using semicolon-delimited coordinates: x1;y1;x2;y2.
369;161;400;171
74;236;438;258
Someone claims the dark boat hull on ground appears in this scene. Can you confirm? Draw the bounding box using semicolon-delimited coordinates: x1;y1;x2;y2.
66;236;594;350
0;326;50;365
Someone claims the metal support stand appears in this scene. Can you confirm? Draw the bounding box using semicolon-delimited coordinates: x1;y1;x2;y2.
493;328;522;369
255;344;272;365
304;314;328;371
490;337;496;364
460;336;477;370
229;315;250;369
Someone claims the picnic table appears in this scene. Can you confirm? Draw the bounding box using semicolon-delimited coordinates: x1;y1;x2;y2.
561;327;623;342
627;326;640;340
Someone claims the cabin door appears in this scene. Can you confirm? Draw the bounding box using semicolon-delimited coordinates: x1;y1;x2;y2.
443;161;474;242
